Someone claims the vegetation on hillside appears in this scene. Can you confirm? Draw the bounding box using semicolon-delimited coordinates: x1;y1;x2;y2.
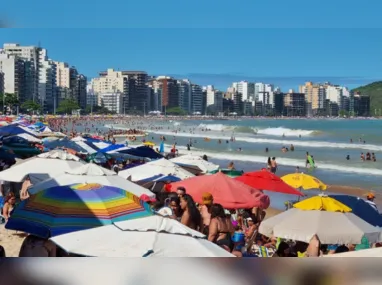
352;81;382;115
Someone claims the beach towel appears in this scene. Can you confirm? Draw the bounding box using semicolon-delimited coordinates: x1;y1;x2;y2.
355;236;370;251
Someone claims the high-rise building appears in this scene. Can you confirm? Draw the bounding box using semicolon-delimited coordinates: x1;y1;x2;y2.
99;92;123;114
274;92;284;116
177;79;191;112
155;76;179;112
72;74;87;109
233;91;243;115
0;72;4;95
232;81;255;101
0;53;25;103
147;79;162;112
38;49;57;113
350;93;370;117
283;92;306;116
299;82;326;116
118;71;147;112
205;85;223;114
2;43;42;102
190;84;203;114
86;82;97;108
255;83;274;101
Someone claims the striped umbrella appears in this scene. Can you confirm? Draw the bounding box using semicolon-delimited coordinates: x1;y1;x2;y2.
5;183;153;238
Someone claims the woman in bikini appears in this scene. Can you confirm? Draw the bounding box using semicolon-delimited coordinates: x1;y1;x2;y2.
208;204;235;252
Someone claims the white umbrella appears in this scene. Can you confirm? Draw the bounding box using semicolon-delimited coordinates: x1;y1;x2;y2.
259;208;382;244
118;158;195;181
51;215;234;257
28;163;155;198
170;154;219;173
324;247;382;257
0;150;85;183
37;149;80;161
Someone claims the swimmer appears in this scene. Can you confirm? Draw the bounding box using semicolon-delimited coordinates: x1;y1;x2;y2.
346;155;350;160
237;148;242;152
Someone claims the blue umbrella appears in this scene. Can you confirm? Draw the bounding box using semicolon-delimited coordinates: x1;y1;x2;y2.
329;195;382;227
118;146;163;160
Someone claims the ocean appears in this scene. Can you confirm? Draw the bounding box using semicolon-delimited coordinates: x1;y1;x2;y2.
110;118;382;193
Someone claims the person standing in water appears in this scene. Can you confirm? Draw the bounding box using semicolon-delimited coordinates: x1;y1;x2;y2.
270;157;277;174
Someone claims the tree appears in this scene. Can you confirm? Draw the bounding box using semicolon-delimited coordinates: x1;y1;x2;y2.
56;99;80;114
21;100;41;114
166;107;187;116
0;93;19;114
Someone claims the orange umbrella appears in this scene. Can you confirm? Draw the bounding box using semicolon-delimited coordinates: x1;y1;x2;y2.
168;172;270;209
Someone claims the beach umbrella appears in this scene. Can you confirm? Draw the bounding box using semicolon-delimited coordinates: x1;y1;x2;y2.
143;141;155;147
5;183;153;238
293;194;352;212
168;172;270;209
0;149;85;183
235;169;304;196
170;154;219;173
329;195;382;227
50;215;234;257
118;158;194;181
117;146;163;160
28;163;156;198
259;208;382;244
281;173;327;190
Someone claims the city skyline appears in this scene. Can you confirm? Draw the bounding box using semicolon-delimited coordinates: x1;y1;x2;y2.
0;28;381;91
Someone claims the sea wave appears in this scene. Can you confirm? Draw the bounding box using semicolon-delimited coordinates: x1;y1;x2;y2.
143;129;382;152
167;144;382;176
197;123;316;137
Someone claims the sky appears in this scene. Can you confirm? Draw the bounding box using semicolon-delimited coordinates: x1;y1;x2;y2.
1;0;382;91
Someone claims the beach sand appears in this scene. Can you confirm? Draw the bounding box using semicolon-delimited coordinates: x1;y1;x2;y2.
0;225;26;257
0;184;379;257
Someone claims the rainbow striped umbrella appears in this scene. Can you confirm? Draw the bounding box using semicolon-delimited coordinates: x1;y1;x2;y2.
5;183;153;238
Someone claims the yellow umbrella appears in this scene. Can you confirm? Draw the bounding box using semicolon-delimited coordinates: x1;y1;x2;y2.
281;173;327;190
293;195;351;212
143;141;155;147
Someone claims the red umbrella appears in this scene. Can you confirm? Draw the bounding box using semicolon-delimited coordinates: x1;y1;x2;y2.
235;169;303;196
168;172;270;209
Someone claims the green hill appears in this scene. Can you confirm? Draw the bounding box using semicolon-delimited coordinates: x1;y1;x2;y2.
352;81;382;113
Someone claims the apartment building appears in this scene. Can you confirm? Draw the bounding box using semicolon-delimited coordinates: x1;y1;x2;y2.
205;85;223;114
284;92;306;116
0;72;4;95
0;53;25;102
190;84;203;114
232;81;255;101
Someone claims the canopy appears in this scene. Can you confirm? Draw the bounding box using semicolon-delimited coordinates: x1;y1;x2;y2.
0;125;39;138
281;173;327;190
118;158;195;181
117;146;163;160
259;208;382;244
6;183;153;238
44;138;89;153
329;195;382;227
169;172;270;209
99;144;126;153
28;163;155;198
15;133;42;143
170;154;219;173
0;151;85;182
50;215;234;257
293;195;352;212
235;170;303;196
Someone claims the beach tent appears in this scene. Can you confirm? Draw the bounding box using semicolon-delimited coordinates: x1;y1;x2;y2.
0;149;85;183
259;208;382;244
118;158;194;181
28;163;155;198
117;146;163;160
50;215;234;257
170;154;219;173
169;172;270;210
